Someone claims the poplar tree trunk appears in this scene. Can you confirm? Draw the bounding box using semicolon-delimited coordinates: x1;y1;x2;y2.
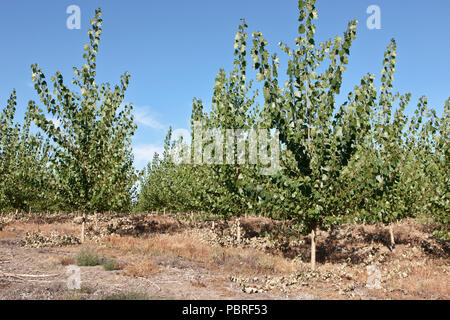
389;224;395;250
81;213;86;244
311;227;316;270
236;219;241;244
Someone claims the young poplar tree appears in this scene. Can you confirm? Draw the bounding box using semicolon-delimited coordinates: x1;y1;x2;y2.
415;98;449;239
0;92;17;210
194;20;262;217
345;40;412;249
153;128;189;212
137;138;169;213
430;99;449;238
343;40;446;248
249;0;376;269
28;8;137;213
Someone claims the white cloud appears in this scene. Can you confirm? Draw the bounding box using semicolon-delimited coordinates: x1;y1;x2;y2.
133;106;164;130
133;144;164;168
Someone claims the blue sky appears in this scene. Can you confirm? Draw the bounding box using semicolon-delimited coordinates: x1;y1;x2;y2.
1;0;449;169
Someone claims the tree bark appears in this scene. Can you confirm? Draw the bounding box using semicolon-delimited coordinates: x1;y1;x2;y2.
389;224;395;250
236;219;241;245
81;213;86;244
311;227;316;270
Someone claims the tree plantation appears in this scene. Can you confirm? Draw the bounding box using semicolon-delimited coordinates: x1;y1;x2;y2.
0;1;448;271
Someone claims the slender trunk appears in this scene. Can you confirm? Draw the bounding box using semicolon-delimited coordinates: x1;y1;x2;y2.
37;212;40;233
311;227;316;270
163;207;166;216
389;224;395;250
236;218;241;245
81;213;86;244
306;60;311;151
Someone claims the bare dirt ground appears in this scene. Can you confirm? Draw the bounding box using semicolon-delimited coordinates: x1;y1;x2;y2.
0;212;448;300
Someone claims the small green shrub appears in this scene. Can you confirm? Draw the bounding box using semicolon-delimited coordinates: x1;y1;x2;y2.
102;258;118;271
75;247;101;266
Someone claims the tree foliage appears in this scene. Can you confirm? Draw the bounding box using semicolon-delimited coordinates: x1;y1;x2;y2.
0;1;447;259
137;0;449;262
27;8;137;213
0;91;58;212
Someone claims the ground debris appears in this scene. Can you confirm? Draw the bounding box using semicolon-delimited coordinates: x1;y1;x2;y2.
23;231;80;248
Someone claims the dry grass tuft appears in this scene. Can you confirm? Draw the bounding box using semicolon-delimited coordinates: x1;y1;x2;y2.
389;262;450;299
0;230;17;239
60;256;75;266
210;246;296;275
103;233;212;260
123;261;160;278
190;279;207;288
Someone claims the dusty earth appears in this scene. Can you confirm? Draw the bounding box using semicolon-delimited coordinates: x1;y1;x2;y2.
0;212;448;300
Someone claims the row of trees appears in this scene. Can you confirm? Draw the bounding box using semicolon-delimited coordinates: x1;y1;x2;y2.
0;1;448;269
137;0;449;268
0;90;58;212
